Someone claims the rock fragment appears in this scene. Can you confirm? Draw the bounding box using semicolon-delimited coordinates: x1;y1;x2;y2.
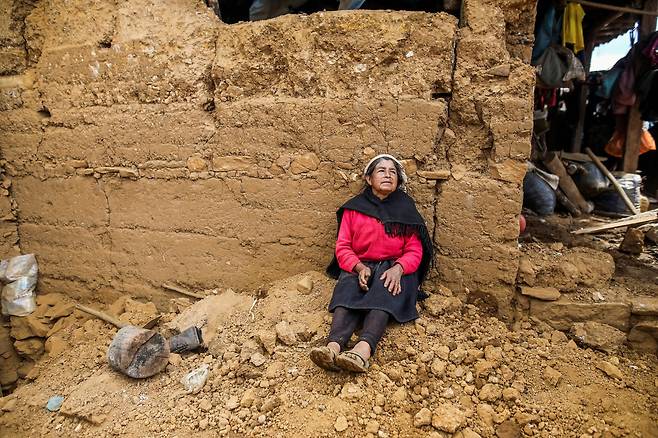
431;403;465;433
334;415;348;432
596;361;624;380
520;286;560;301
543;366;562;386
275;321;297;346
296;276;313;294
414;407;433;427
570;321;626;353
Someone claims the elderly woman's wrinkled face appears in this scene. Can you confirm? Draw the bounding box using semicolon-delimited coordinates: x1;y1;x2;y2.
366;159;398;199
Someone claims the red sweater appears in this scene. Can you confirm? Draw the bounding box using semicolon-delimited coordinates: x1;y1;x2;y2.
335;209;423;275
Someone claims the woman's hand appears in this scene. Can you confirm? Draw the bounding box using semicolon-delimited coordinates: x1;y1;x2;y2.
380;263;404;295
353;263;371;291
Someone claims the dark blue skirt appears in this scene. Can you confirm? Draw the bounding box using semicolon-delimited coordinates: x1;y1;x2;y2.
328;260;420;323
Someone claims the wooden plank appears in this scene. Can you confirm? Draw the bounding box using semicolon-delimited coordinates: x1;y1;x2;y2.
573;0;658;16
572;210;658;234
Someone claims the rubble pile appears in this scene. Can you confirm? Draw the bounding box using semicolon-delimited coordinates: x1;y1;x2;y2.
0;272;655;437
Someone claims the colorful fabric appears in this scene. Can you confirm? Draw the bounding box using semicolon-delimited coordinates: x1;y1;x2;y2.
335;209;423;275
562;3;585;54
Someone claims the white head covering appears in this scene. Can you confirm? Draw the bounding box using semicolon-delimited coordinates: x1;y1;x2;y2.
363;154;408;190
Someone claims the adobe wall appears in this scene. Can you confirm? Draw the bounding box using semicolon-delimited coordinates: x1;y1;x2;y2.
0;0;536;317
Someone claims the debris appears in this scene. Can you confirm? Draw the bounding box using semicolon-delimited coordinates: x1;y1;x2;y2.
180;365;210;394
107;326;170;379
543;366;562;386
431;403;466;433
250;352;267;367
275;321;297;346
1;254;38;317
572;210;657;234
520;286;560;301
334;415;348;432
296;276;313;294
414;407;433;427
570;322;626;353
619;227;644;255
46;395;65;412
168;326;204;353
596;361;624;380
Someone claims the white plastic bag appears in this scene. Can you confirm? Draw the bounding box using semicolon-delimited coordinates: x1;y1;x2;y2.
0;254;38;316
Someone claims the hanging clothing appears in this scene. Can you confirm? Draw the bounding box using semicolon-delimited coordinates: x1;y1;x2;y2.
562;3;585;54
532;2;563;64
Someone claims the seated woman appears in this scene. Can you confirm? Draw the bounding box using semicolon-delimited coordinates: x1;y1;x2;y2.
310;154;433;373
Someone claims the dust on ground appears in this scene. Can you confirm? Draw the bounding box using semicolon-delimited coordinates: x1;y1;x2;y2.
0;262;656;438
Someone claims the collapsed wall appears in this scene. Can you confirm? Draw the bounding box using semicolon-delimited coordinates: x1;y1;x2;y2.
0;0;536;317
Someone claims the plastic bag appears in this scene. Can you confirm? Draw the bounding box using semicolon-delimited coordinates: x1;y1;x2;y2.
0;254;38;316
181;365;209;394
594;173;641;214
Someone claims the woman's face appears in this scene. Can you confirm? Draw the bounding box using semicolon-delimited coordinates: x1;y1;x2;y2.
366;159;399;199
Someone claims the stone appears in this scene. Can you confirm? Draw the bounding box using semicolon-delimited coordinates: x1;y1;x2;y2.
630;297;658;316
477;403;495;427
502;387;520;402
644;225;658;244
431;359;447;376
543;366;561;386
334;415;348;432
45;302;75;320
414;407;433;427
257;330;277;355
275;321;297;346
340;383;364;400
449;347;467;364
168;353;182;367
212;156;252;172
570;321;626;353
260;396;281;413
517;257;536;286
423;295;463;316
296;276;313;294
118;168;139;178
484;345;503;362
550;330;568;344
392;387;407;403
474;360;496;377
240;388;257;408
431;403;466;433
10;316;50;340
199;399;212;412
496;420;521;438
14;337;44;359
366;420;380;434
619;228;644;255
627;323;658;353
513;412;538;426
417;170;451;180
520;286;560;301
186;156;208;172
458;429;482;438
290;152;320;174
1;396;17;412
435;345;450;360
478;384;502;402
596;361;623;380
529;300;631;331
44;336;67;357
250;353;267;367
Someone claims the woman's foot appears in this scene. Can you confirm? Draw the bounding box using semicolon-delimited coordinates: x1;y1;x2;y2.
335;341;371;373
309;342;341;371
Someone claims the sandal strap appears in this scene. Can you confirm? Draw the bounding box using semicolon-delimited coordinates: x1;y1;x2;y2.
342;351;367;367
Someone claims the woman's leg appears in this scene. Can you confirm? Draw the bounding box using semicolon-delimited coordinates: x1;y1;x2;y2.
327;306;363;353
351;309;390;360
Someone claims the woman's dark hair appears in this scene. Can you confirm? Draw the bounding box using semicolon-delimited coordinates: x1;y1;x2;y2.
365;157;403;190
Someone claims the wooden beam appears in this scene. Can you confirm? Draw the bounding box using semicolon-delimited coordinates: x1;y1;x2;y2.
572;0;658;16
623;0;658;173
572;210;657;234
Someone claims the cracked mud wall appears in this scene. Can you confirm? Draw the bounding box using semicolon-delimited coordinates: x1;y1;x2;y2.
0;0;536;316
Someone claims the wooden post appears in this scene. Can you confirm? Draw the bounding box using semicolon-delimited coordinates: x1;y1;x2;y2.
623;0;658;172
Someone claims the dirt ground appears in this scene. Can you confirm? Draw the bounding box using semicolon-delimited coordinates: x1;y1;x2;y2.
1;215;657;438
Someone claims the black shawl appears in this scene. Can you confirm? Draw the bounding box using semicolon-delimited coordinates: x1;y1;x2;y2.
326;187;434;284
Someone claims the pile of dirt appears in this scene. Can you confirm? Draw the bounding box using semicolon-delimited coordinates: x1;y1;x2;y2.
0;271;656;437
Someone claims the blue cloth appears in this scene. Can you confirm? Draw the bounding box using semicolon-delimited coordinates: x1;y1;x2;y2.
532;3;563;64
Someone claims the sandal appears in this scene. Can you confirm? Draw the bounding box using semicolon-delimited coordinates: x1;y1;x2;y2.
335;350;370;373
309;346;341;372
